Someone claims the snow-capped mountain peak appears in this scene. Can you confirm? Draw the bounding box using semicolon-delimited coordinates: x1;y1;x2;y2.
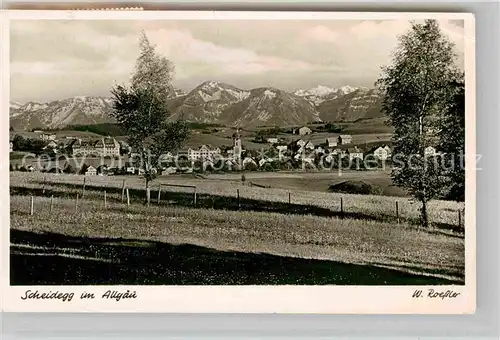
294;85;360;106
337;85;358;95
307;85;337;97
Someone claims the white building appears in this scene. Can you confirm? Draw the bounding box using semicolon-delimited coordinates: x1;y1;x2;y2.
425;146;437;156
187;145;221;161
373;146;390;161
40;133;57;141
296;126;312;135
338;135;353;145
347;147;363;161
326;137;337;148
71;137;120;157
85;166;97;176
266;137;279;144
276;145;288;153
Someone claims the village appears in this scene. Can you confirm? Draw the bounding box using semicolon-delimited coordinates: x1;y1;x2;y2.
9;126;441;177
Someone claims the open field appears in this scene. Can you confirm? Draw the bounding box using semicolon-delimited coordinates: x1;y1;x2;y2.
10;194;464;285
10;172;465;229
206;170;406;196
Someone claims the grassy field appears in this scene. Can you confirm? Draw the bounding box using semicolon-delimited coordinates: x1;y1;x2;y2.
10;172;465;228
10;194;464;285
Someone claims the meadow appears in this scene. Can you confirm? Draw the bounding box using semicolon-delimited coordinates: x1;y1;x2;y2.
10;172;465;228
10;195;464;285
9;171;465;285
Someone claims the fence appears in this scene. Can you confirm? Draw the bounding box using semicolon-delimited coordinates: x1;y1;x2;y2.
16;173;465;231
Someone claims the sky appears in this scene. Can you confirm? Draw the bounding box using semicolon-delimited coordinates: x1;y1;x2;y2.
10;19;465;103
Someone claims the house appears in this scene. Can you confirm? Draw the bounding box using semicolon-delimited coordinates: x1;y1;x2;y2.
304;141;315;151
276;144;288;153
325;154;335;163
266;137;279;144
44;140;58;150
243;157;257;168
158;152;174;164
315;146;325;154
338;135;353;145
85;166;97;176
71;137;120;157
40;133;56;141
326;137;337;148
331;148;346;156
296;126;312;135
188;144;222;161
258;158;269;167
425;146;437;156
383;145;392;156
288;139;307;152
347;147;363;161
372;146;390;161
162;167;177;175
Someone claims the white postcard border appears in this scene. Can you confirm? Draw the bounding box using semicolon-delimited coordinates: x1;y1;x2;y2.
0;10;476;314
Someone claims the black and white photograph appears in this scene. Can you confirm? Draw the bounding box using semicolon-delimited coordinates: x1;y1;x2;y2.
2;11;475;313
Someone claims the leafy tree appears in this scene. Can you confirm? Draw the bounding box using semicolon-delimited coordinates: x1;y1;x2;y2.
64;164;76;174
440;76;465;201
79;163;89;175
131;31;175;103
12;135;26;151
111;32;190;204
324;122;342;133
377;19;461;227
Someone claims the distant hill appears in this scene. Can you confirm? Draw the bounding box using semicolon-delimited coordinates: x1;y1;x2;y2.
10;82;385;131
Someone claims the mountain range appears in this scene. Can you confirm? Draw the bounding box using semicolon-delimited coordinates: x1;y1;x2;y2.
9;81;383;130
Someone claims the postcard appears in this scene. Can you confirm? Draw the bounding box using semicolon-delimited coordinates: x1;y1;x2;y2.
1;10;475;313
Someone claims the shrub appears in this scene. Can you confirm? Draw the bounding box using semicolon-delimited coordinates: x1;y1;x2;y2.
329;180;383;196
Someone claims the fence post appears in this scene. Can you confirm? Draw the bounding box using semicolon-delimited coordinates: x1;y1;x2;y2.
288;192;291;205
340;197;344;218
104;190;107;209
458;209;462;228
194;187;197;207
42;174;47;194
121;179;125;202
396;201;400;224
157;184;161;204
82;177;86;198
237;189;240;209
30;196;34;215
126;188;130;208
75;194;79;213
50;195;54;213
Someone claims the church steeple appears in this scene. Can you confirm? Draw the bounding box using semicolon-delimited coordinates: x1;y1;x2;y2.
232;128;242;160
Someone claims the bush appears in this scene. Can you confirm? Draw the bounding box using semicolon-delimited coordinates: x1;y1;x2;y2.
329;180;383;196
